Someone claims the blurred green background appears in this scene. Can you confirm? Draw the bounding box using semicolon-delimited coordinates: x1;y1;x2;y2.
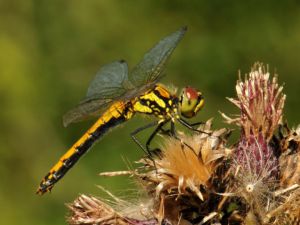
1;0;300;224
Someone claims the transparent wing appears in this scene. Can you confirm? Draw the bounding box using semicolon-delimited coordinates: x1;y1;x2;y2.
63;98;114;127
62;27;187;126
63;60;131;127
129;26;187;88
86;60;130;99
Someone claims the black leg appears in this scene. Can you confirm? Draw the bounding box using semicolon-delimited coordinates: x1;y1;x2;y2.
131;120;170;172
131;120;170;158
189;121;205;127
131;121;158;157
160;121;204;136
170;120;176;136
145;120;169;154
168;120;198;156
158;120;176;137
177;118;211;135
131;118;206;159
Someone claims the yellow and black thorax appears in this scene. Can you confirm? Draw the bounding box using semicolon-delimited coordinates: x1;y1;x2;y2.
132;84;178;119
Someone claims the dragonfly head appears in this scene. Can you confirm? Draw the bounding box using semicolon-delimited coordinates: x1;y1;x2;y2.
178;87;204;118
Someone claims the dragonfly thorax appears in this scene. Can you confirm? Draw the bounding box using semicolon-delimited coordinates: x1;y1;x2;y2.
132;84;178;119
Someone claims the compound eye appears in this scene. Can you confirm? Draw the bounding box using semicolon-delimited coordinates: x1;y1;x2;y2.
179;87;204;118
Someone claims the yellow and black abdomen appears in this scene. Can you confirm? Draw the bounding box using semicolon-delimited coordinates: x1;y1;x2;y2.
37;101;134;194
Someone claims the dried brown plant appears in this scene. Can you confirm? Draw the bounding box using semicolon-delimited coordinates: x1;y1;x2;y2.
137;120;231;224
67;194;130;225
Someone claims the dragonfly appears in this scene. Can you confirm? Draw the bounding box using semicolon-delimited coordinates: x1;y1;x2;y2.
36;26;205;195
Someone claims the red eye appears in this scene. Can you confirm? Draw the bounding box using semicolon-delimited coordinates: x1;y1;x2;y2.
185;87;199;100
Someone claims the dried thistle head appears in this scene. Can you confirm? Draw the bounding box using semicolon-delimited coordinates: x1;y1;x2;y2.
222;63;287;223
226;63;282;184
225;64;300;225
223;62;286;141
137;120;231;224
69;120;231;225
142;120;230;200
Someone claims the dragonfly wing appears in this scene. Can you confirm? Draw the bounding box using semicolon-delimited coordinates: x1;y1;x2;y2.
63;60;131;127
63;98;113;127
63;27;187;126
86;60;129;98
129;27;187;88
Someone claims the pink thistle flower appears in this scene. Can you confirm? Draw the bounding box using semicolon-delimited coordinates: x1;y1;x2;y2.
224;63;285;142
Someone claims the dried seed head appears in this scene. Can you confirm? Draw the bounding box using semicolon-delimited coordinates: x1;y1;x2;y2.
135;120;231;224
223;62;286;141
93;120;232;225
143;120;229;200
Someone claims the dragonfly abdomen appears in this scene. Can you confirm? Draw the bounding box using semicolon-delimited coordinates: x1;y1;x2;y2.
37;101;134;194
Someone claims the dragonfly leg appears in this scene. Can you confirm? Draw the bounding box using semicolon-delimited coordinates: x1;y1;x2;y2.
169;120;198;156
131;119;205;159
158;119;176;136
154;120;197;156
145;120;169;157
131;120;170;172
131;121;159;157
177;118;211;135
189;121;205;127
131;120;170;157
